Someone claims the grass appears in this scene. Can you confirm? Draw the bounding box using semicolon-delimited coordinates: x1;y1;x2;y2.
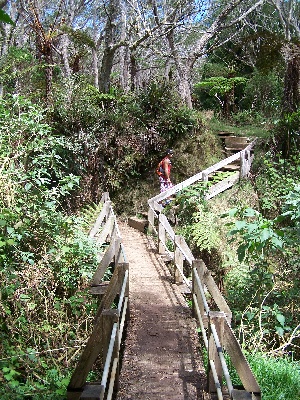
207;116;271;138
225;351;300;400
247;352;300;400
200;345;300;400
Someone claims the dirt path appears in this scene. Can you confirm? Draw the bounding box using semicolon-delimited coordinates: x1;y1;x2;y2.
117;221;209;400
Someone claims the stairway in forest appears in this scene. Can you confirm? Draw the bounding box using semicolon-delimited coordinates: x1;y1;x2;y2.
218;132;252;173
116;137;258;400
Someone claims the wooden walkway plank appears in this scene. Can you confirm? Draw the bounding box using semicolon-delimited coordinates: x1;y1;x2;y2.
117;222;209;400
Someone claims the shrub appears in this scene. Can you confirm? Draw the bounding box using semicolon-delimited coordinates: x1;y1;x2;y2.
0;95;102;398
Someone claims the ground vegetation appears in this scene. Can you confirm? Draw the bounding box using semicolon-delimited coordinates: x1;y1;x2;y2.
0;0;299;398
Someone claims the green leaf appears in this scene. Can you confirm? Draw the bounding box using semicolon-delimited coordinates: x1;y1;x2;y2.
276;313;285;326
276;326;284;336
228;208;238;217
6;239;16;245
27;302;37;310
228;229;240;235
62;246;70;253
260;228;272;242
235;220;247;230
20;294;31;302
246;311;255;321
262;305;271;311
246;223;258;233
0;10;15;25
27;348;38;361
237;245;246;262
271;237;284;249
243;208;257;217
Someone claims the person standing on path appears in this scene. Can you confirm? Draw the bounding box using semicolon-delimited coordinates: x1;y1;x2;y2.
156;149;174;200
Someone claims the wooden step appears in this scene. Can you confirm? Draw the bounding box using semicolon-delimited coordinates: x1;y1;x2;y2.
217;131;236;137
128;217;148;232
225;146;248;151
221;164;240;171
224;136;250;146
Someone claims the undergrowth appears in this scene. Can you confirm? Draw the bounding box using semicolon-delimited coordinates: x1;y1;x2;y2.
226;352;300;400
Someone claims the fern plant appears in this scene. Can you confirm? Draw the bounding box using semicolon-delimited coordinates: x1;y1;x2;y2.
80;202;104;231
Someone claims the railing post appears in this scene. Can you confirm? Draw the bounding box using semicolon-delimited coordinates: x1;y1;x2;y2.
148;206;155;233
101;310;120;396
102;310;119;364
207;313;225;394
115;237;126;264
174;235;184;284
246;149;251;176
101;192;110;203
202;171;208;182
192;259;206;319
158;214;166;254
240;150;248;178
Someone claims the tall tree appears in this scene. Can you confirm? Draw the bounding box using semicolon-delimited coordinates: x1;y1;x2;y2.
162;0;267;108
269;0;300;113
99;0;122;92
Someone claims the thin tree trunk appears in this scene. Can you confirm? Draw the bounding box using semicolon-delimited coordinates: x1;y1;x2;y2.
44;40;53;105
283;45;300;114
281;44;300;158
92;48;99;89
98;0;119;93
119;46;130;91
130;51;138;92
61;33;71;77
167;29;193;108
99;48;115;93
119;0;129;91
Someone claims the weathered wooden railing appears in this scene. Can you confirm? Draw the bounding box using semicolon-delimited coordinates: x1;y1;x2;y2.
147;141;261;400
148;139;256;211
67;193;128;400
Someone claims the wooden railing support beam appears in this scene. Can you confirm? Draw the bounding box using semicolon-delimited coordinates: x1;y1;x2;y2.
158;214;166;254
207;313;225;393
102;310;119;368
174;235;184;284
148;206;155;234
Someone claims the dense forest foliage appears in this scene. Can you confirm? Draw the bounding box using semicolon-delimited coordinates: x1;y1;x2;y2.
0;1;299;399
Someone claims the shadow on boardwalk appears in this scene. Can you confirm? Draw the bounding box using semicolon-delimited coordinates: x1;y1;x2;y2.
117;222;210;400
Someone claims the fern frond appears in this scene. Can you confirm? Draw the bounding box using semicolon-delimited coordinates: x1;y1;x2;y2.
80;202;103;231
191;209;221;251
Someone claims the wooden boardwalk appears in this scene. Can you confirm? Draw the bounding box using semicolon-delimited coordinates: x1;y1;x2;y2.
68;142;261;399
116;222;209;400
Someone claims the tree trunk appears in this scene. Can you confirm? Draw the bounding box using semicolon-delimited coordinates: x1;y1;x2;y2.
92;48;99;89
283;44;300;114
281;44;300;158
98;0;120;93
43;38;54;106
130;51;138;92
166;29;193;108
118;0;129;91
119;46;130;91
60;33;71;77
99;47;116;93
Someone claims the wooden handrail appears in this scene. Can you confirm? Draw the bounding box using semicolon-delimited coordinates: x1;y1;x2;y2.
68;136;260;400
67;194;129;400
147;142;261;399
148;138;257;206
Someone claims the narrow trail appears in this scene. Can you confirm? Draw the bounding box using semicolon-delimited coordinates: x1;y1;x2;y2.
117;221;209;400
